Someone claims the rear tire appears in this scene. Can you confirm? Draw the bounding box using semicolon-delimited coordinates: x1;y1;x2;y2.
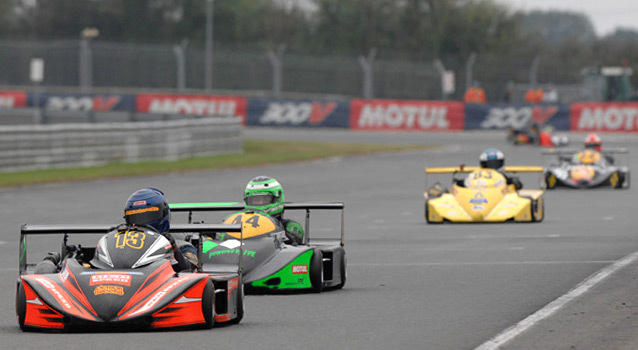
335;249;346;290
227;283;244;325
310;249;324;293
16;282;27;331
202;279;214;329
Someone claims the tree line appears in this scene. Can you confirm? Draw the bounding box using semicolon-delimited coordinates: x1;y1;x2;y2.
1;0;637;91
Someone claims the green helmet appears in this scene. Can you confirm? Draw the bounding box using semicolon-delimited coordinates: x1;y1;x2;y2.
244;176;284;216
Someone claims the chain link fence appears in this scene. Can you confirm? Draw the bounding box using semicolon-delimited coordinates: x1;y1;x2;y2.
0;39;601;102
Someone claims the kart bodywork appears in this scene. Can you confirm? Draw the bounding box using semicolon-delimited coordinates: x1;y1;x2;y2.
16;223;244;331
424;166;545;223
543;148;630;189
170;202;346;293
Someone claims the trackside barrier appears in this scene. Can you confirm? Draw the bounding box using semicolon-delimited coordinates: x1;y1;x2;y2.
464;103;571;131
5;90;638;132
0;117;241;172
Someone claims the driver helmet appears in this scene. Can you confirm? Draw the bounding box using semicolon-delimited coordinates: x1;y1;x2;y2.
124;188;170;233
479;148;505;169
584;133;602;152
244;176;284;216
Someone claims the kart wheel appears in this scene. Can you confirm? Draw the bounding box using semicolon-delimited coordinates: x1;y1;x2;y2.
16;282;27;331
227;283;244;325
335;248;347;290
310;249;324;293
202;279;215;329
544;173;556;190
532;198;544;223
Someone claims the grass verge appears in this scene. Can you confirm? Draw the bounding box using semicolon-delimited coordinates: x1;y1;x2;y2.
0;139;431;188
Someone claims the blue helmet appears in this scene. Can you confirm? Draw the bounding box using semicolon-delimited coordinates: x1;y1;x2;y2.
479;148;504;169
124;188;170;233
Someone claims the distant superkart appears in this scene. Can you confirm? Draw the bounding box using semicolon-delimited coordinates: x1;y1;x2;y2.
424;166;545;223
543;148;630;189
170;202;346;293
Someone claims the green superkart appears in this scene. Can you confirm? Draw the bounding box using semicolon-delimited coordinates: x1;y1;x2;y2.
170;202;346;293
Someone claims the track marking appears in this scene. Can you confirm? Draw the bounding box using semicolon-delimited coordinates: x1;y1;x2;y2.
349;260;613;267
474;249;638;350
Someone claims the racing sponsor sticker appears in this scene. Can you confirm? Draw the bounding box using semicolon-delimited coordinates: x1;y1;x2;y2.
94;285;125;296
133;200;147;206
472;205;485;211
90;274;132;286
292;265;308;274
350;99;464;131
469;192;488;204
220;239;241;249
571;102;638;132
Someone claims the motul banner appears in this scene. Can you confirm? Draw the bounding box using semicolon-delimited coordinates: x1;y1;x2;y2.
0;91;27;108
136;94;247;121
246;98;349;128
571;102;638;132
464;104;570;130
350;99;464;131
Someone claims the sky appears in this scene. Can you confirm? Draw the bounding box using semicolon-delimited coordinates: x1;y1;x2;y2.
497;0;638;36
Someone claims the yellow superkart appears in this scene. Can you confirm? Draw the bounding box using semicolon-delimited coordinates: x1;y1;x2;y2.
424;166;544;223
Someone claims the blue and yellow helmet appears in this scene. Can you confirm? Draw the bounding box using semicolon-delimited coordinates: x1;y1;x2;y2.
124;188;170;233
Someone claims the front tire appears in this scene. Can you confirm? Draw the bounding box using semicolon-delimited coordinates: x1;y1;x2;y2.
531;197;544;222
227;283;244;325
202;279;215;329
310;249;324;293
335;249;346;290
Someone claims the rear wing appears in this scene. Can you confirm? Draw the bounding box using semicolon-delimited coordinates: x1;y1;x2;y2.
542;147;628;156
19;223;242;275
425;166;543;174
170;202;345;246
425;166;544;193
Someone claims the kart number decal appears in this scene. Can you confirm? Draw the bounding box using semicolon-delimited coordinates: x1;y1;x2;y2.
231;214;260;228
471;171;493;180
223;213;277;239
575;150;601;164
116;230;146;250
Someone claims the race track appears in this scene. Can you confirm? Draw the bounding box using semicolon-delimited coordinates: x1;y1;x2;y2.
1;128;638;349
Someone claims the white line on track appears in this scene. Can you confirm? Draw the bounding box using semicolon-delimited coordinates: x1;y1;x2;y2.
474;249;638;350
349;260;613;267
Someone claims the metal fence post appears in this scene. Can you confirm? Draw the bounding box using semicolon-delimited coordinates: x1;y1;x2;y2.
529;56;540;84
205;0;214;91
358;48;377;99
174;39;189;91
267;44;286;96
465;52;477;91
433;59;447;100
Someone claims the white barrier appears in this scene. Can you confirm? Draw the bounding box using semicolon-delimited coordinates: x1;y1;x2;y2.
0;117;242;172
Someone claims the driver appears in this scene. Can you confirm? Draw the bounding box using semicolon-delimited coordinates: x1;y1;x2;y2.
573;133;613;164
467;148;523;190
234;176;304;245
124;188;199;272
34;188;199;273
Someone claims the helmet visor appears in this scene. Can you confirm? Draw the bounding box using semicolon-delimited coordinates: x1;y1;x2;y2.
125;206;163;226
246;194;276;207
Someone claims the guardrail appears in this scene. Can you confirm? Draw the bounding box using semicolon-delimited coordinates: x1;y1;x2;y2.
0;117;241;172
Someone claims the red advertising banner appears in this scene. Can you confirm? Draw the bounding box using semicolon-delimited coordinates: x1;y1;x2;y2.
0;91;27;108
571;102;638;132
350;99;464;131
136;94;247;122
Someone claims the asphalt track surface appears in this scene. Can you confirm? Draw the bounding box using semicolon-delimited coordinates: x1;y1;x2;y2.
1;128;638;349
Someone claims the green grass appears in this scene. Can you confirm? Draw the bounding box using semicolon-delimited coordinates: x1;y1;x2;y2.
0;139;431;188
